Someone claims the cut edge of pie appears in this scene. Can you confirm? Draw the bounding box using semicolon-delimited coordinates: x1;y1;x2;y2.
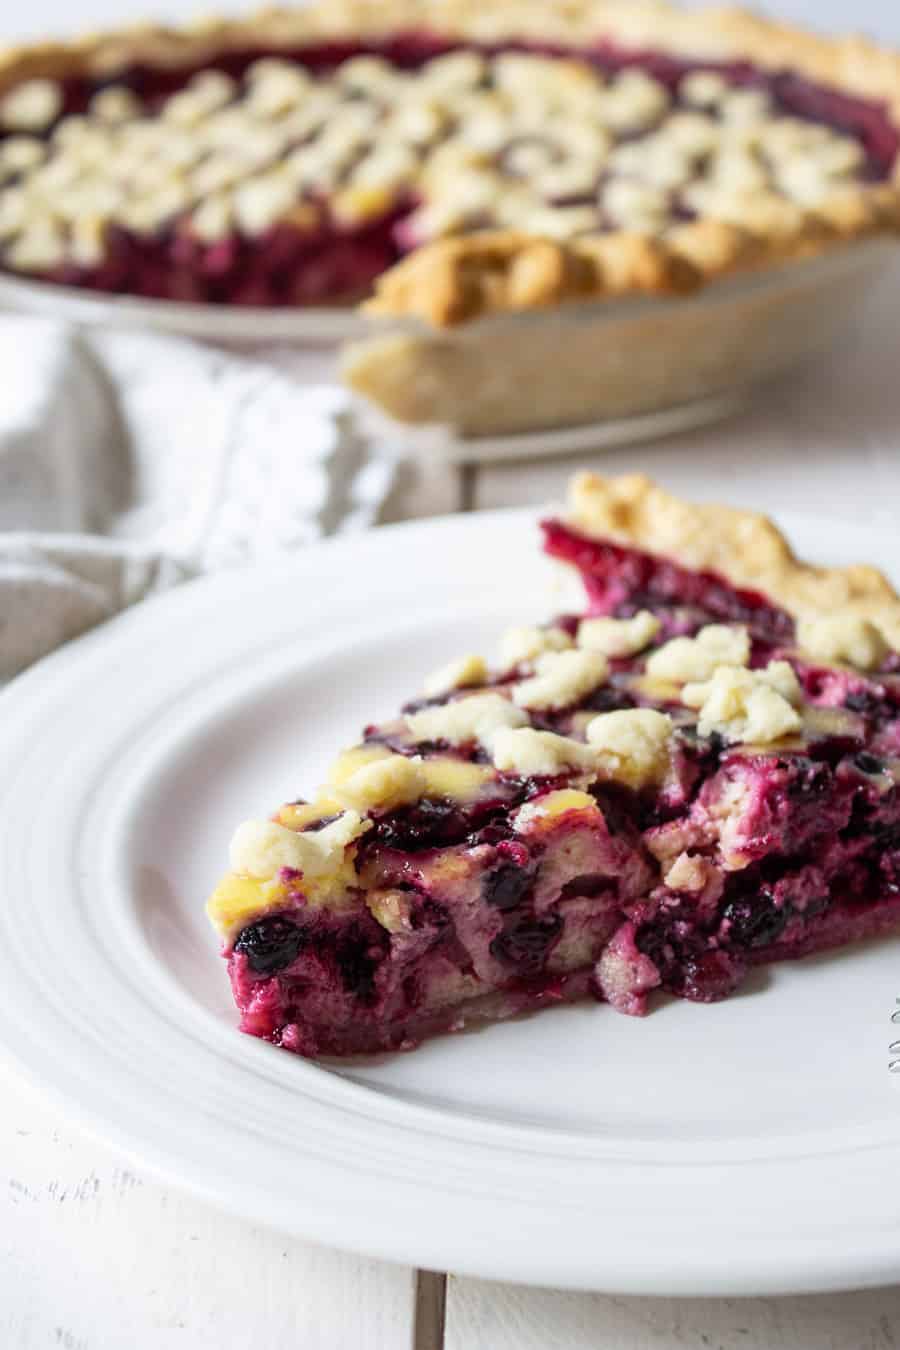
206;473;900;1059
0;0;898;318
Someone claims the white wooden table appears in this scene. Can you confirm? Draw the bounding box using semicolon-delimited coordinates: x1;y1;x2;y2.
5;3;900;1344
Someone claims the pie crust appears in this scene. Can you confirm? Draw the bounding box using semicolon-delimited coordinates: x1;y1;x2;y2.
348;0;900;324
4;1;898;436
569;472;900;647
1;0;898;316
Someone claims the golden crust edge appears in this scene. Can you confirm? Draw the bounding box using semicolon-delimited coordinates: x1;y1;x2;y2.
3;0;900;111
1;0;898;320
361;196;900;326
568;472;900;648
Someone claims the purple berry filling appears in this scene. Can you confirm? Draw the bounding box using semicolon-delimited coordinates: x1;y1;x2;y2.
542;519;796;642
2;31;896;306
217;516;900;1058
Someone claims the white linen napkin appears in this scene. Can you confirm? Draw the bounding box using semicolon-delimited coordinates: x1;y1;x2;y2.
0;317;394;678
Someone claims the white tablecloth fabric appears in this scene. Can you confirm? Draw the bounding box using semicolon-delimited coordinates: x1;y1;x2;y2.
0;318;393;677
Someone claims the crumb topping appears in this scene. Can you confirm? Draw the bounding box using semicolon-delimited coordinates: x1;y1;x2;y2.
512;648;608;711
576;610;661;656
423;652;488;696
333;753;426;813
490;726;593;776
585;708;674;788
645;623;751;683
0;43;883;276
207;809;371;936
327;743;393;786
499;624;574;667
229;813;370;879
420;757;495;801
797;614;889;672
405;689;528;745
682;661;802;744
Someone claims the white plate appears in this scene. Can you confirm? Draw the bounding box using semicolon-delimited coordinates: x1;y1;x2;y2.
2;508;900;1296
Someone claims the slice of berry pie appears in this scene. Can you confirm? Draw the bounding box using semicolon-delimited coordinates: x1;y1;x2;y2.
0;0;897;308
207;474;900;1058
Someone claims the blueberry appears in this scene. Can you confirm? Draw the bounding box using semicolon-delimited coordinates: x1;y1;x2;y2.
854;751;885;775
589;786;638;837
234;916;305;975
787;758;831;801
490;914;562;974
334;924;385;1004
583;687;636;714
845;692;885;718
370;799;464;851
482;863;534;912
720;895;789;949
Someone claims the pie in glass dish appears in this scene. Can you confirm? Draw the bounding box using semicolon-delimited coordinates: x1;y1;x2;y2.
207;475;900;1058
1;0;897;306
2;1;898;433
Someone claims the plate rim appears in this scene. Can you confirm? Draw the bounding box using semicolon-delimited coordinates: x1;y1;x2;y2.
3;504;900;1295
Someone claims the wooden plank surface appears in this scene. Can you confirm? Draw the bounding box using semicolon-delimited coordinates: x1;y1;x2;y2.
2;1069;416;1350
445;1279;900;1350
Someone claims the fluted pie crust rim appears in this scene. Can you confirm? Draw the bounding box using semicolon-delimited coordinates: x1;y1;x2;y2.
569;472;900;648
2;0;899;324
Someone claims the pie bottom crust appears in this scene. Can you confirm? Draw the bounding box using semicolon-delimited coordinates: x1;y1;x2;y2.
342;235;892;436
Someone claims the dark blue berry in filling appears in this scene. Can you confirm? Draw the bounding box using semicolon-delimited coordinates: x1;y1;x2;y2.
582;686;636;714
235;916;305;975
483;862;535;911
844;690;895;720
589;785;640;837
786;757;832;801
334;923;387;1004
490;913;563;974
470;820;515;847
363;793;523;854
720;893;790;949
854;751;885;775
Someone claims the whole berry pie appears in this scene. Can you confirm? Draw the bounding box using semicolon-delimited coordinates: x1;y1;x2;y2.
207;474;900;1058
0;0;898;313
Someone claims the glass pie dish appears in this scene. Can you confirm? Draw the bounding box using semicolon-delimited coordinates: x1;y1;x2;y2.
0;0;898;442
0;233;892;443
